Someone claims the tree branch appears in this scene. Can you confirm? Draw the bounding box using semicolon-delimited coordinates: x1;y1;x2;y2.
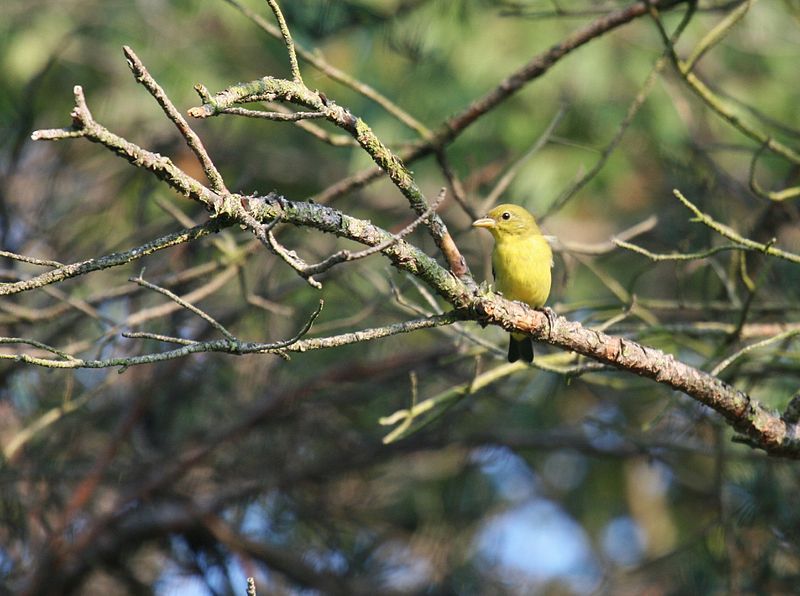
0;221;220;296
310;0;690;204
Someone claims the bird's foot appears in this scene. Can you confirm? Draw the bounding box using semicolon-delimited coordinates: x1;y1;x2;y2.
477;280;496;297
541;306;558;339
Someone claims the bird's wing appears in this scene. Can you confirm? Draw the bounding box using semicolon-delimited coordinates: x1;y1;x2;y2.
542;235;557;267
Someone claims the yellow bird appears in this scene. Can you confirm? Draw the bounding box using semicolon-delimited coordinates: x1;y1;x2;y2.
472;204;553;363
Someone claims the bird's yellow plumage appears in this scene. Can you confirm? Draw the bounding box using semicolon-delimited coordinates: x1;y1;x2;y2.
472;204;552;363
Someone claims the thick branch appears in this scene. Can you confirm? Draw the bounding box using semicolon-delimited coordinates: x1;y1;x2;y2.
189;78;468;276
154;196;800;456
471;298;800;458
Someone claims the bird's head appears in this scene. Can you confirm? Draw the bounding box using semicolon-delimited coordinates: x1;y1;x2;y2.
472;204;541;239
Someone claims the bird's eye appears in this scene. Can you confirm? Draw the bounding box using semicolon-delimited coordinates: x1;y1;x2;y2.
501;212;511;220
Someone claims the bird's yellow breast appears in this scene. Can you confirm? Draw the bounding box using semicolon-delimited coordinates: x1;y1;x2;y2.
492;234;552;308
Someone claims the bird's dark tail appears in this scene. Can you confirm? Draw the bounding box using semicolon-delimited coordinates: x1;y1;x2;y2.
507;335;534;363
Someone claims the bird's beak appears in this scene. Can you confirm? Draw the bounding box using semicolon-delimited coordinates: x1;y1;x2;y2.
472;217;496;229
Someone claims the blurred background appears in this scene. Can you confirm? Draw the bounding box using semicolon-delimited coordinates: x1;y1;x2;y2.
2;0;800;594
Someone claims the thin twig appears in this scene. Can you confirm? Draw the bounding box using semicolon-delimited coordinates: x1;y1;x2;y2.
674;189;800;264
0;310;457;370
124;265;240;330
123;46;228;194
130;274;237;341
0;221;220;297
711;329;800;377
684;0;753;72
220;106;326;121
0;337;79;362
222;0;431;139
232;204;324;289
265;0;303;84
483;105;566;212
554;215;658;255
648;2;800;165
614;238;750;261
33;86;225;212
545;49;671;217
301;188;447;277
274;299;325;348
435;151;478;221
0;251;63;268
122;331;198;346
748;143;800;201
266;230;323;289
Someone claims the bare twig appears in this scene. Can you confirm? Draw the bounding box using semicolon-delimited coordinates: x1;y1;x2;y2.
265;0;303;84
122;331;197;346
614;239;750;261
711;329;800;377
674;189;800;264
130;273;236;341
309;188;448;275
222;0;431;139
125;264;240;328
0;221;219;297
555;215;658;255
32;86;225;213
483;105;566;212
435;151;477;220
309;0;690;206
123;46;228;194
0;309;458;370
0;251;63;268
684;0;753;72
648;2;800;166
0;336;79;362
220;106;326;121
748;143;800;201
266;229;322;289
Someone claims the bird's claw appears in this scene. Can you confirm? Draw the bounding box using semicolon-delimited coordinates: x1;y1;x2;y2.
541;306;558;338
477;280;496;297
